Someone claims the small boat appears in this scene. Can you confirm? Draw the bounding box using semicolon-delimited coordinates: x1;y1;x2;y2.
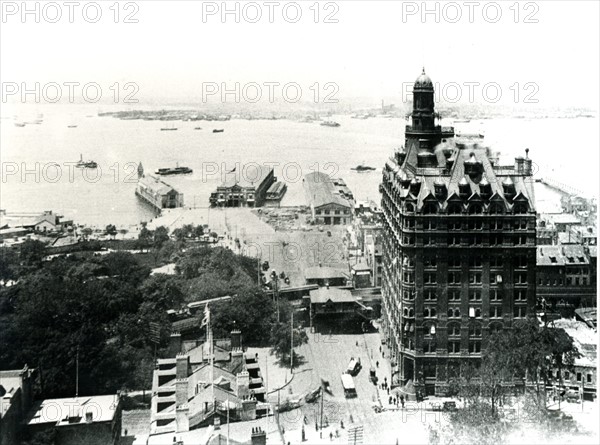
351;163;376;172
213;129;224;133
453;118;471;123
75;154;98;169
160;126;178;131
155;164;193;175
320;121;340;127
67;125;78;128
194;127;202;130
14;122;26;127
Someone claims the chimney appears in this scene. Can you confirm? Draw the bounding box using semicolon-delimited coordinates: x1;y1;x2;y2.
176;378;189;406
251;427;267;445
213;417;221;430
236;371;250;399
176;353;190;379
230;330;242;350
169;332;182;356
242;398;258;421
514;156;525;174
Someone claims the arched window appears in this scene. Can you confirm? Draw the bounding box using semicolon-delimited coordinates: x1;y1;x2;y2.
448;203;462;215
468;204;483;215
514;203;528;214
408;308;415;318
447;322;461;337
448;308;461;318
489;203;504;215
423;203;438;215
405;203;415;213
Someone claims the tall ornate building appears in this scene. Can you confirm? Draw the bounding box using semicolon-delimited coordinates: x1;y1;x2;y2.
380;69;537;396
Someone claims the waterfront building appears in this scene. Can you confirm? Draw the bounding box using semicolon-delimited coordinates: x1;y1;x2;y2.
380;69;537;396
209;167;276;208
135;165;184;211
537;245;596;309
303;172;353;225
264;181;287;207
23;394;122;445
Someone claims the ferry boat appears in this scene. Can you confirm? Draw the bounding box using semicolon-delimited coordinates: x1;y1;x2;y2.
320;121;341;127
76;154;98;169
351;163;376;172
155;165;193;176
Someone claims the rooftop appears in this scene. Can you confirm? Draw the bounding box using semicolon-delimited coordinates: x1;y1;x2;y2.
220;166;273;189
309;287;355;304
138;174;178;195
24;395;119;426
304;266;348;281
304;172;352;209
551;319;597;368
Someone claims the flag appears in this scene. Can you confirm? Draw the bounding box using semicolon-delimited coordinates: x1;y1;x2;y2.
201;304;210;328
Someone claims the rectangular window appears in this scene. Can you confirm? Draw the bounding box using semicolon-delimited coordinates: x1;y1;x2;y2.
564;371;570;380
448;235;460;246
587;374;592;383
449;290;460;301
424;289;437;301
469;341;481;354
514;306;527;318
490;290;501;301
448;258;461;268
469;256;482;268
425;221;437;231
468;220;483;230
424;272;437;284
448;271;461;285
490;256;503;268
469;272;482;284
490;306;502;318
515;290;527;301
577;372;582;382
450;221;461;231
448;341;461;354
469;290;482;301
424;257;437;268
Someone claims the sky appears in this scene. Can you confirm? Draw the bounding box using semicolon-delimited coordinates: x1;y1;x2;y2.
1;0;599;108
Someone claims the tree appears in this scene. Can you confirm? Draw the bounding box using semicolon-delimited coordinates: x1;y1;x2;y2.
119;228;129;239
268;300;308;368
0;247;20;282
137;224;153;252
19;239;47;268
81;227;93;240
105;224;118;239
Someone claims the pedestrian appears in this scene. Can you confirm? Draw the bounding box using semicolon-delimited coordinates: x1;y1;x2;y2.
401;396;405;409
376;361;379;368
389;395;393;404
382;351;385;358
356;341;358;347
340;420;344;429
387;388;390;395
316;421;319;431
379;346;382;353
330;432;333;441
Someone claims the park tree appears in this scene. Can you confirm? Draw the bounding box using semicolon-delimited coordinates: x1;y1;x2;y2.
269;301;308;368
105;224;118;239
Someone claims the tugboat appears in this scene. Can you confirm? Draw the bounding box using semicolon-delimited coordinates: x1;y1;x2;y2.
213;129;224;133
351;163;376;172
155;164;193;175
320;121;340;127
75;154;98;169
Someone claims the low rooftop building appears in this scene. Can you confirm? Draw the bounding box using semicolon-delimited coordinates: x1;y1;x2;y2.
303;172;353;225
24;394;122;445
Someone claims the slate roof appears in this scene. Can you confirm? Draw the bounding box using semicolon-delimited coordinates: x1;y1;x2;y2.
304;172;352;209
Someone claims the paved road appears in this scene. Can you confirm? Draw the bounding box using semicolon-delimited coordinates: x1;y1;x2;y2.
279;331;436;444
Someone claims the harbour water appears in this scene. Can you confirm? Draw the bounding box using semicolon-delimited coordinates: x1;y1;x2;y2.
1;105;597;227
